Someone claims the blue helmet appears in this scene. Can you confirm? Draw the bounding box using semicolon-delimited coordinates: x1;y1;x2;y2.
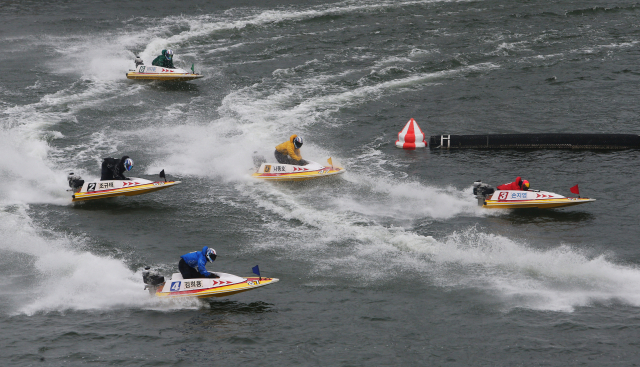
293;136;303;149
206;248;217;262
123;158;134;171
165;49;174;60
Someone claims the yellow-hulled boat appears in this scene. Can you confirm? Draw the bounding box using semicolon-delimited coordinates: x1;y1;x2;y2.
473;181;595;209
71;177;180;202
126;65;203;81
482;190;595;209
252;158;345;182
147;272;279;299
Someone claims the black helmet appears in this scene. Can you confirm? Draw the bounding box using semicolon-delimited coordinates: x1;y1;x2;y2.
293;136;303;149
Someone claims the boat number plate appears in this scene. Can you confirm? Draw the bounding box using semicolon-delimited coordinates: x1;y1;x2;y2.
247;281;260;286
170;281;181;292
264;165;271;173
87;183;96;192
153;182;165;186
498;192;508;200
139;66;145;73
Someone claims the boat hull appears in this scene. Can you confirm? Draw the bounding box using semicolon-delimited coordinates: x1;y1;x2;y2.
482;190;595;209
126;65;203;81
252;159;345;182
72;179;180;202
154;273;279;299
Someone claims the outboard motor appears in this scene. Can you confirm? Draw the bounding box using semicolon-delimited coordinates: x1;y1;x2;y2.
473;180;495;206
67;173;84;192
142;266;165;295
134;56;144;67
252;151;266;169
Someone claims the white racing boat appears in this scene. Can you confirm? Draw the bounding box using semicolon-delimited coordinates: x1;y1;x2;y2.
126;64;203;81
473;180;595;209
252;157;345;182
142;267;279;299
67;171;180;202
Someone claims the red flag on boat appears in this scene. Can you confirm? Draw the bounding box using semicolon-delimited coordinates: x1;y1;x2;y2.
570;184;580;195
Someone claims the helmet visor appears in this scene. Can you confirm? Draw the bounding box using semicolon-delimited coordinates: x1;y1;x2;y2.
124;158;133;171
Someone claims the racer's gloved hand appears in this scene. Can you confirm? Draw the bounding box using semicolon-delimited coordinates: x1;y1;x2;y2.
207;273;220;279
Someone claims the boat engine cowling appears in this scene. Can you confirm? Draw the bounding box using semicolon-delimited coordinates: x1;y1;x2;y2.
67;173;84;192
142;266;165;294
473;180;495;206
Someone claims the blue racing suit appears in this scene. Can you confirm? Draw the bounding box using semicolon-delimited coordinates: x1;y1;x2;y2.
180;246;213;277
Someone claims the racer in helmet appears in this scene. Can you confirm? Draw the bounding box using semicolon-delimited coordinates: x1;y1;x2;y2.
274;134;308;166
100;156;133;181
293;136;303;148
151;49;175;69
497;177;530;191
179;246;220;279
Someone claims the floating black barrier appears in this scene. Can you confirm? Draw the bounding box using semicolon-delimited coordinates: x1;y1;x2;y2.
429;134;640;150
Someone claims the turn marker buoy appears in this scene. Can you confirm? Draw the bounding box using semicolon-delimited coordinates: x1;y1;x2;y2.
396;118;427;149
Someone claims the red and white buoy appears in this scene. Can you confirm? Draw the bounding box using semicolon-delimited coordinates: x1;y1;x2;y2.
395;118;427;149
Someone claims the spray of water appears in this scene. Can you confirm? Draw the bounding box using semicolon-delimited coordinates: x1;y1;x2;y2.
0;208;201;315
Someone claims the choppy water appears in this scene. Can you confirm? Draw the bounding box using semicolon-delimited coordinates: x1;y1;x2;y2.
2;0;640;365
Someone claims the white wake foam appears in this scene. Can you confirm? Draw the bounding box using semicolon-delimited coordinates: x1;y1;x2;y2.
0;125;69;206
0;208;200;315
245;185;640;312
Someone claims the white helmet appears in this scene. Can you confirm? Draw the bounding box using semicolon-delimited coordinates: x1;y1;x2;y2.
165;49;174;60
123;158;134;171
206;248;217;262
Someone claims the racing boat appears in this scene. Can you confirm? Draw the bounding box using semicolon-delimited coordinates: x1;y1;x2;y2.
142;267;279;299
473;180;595;209
252;157;345;182
126;64;203;81
68;171;180;202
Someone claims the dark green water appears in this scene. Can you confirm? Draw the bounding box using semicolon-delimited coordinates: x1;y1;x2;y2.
2;0;640;365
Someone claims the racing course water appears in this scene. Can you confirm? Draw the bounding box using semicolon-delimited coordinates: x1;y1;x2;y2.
2;1;640;365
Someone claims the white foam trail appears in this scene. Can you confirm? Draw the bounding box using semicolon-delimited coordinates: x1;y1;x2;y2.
424;228;640;312
134;0;464;60
0;77;134;206
0;49;145;207
132;117;261;180
245;185;640;312
131;110;481;223
218;62;499;131
0;208;200;315
332;179;481;220
0;125;69;206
